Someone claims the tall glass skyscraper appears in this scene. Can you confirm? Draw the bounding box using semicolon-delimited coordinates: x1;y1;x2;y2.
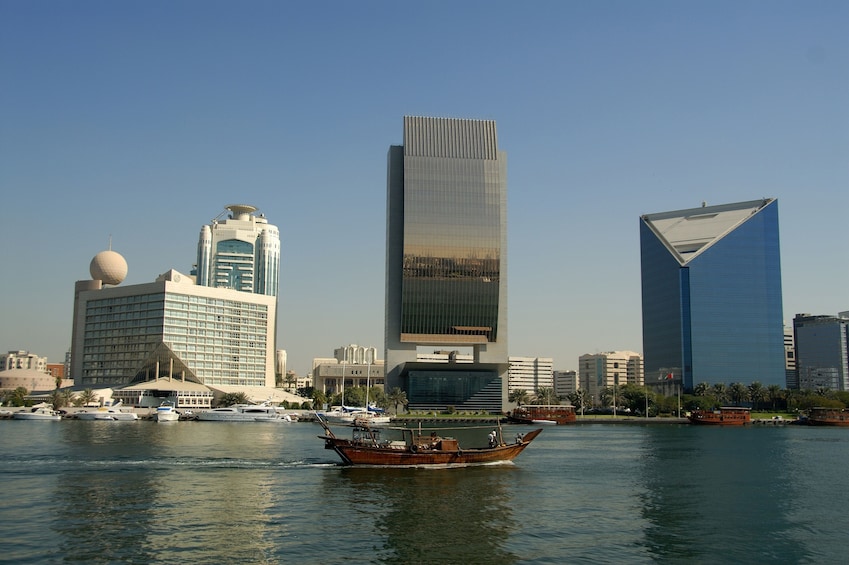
640;199;785;391
195;204;280;297
385;116;508;411
793;312;849;391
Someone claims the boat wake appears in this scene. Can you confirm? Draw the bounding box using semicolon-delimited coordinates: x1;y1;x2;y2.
0;456;345;473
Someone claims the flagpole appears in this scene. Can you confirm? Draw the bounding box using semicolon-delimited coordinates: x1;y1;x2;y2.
677;382;681;417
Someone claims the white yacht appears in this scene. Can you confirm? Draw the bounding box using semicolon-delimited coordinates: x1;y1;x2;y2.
154;401;180;422
197;403;280;422
76;401;139;421
13;407;62;421
318;406;391;427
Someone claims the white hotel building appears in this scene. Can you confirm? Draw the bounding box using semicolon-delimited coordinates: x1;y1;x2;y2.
70;205;281;394
71;269;277;389
507;357;554;394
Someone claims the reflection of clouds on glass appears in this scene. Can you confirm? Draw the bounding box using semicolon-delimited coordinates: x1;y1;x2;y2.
394;117;507;346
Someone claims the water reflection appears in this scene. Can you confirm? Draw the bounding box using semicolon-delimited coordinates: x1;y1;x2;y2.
324;465;519;564
638;427;811;563
50;421;284;564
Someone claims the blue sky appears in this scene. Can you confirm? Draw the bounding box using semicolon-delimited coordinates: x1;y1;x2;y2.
1;1;847;376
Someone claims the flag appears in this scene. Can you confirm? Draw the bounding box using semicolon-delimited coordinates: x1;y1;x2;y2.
666;373;674;380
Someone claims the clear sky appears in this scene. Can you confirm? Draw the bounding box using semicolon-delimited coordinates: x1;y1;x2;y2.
1;1;847;376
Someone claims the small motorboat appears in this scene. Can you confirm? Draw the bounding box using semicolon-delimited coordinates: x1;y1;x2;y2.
154;401;180;422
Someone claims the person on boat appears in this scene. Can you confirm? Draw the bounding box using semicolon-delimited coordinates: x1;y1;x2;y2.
488;430;497;447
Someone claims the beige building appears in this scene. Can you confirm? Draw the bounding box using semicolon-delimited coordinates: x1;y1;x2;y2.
579;351;644;406
554;370;578;398
313;345;384;397
507;357;554;394
1;350;48;373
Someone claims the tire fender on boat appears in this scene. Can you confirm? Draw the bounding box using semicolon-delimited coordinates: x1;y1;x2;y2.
410;444;417;453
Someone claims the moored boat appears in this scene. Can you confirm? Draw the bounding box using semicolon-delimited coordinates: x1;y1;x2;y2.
687;407;751;425
197;403;279;422
13;407;62;421
154;401;180;422
507;405;576;425
317;416;542;466
76;400;139;421
799;407;849;426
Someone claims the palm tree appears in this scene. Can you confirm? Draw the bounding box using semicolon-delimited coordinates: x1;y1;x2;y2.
75;388;99;407
748;381;764;411
7;387;28;407
785;388;799;411
694;382;710;396
284;371;297;392
712;383;728;405
386;387;408;415
728;382;749;406
311;388;327;410
217;392;249;407
766;385;783;411
566;390;587;412
509;389;530;406
534;387;559;405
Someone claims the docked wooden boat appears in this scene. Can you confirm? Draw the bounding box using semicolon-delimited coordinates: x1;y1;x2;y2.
317;416;542;466
800;407;849;426
687;407;751;425
506;404;576;425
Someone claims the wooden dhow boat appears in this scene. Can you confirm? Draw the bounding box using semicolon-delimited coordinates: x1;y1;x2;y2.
506;404;576;425
799;407;849;426
687;407;751;425
317;416;542;466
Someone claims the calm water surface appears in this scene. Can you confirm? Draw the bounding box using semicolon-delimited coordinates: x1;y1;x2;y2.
1;419;848;564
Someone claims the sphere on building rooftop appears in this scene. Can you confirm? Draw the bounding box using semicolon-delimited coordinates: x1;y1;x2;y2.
90;250;128;285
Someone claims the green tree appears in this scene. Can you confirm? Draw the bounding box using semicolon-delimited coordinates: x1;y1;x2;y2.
766;385;783;411
311;388;327;410
341;386;366;407
748;382;764;411
6;387;28;407
729;382;749;406
566;390;588;412
509;389;530;406
217;392;250;407
386;387;408;415
620;384;650;413
49;389;64;410
75;389;99;407
534;387;559;405
284;371;297;391
694;382;710;396
833;391;849;408
712;383;728;405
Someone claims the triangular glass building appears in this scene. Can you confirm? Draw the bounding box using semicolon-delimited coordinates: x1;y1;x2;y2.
640;198;785;391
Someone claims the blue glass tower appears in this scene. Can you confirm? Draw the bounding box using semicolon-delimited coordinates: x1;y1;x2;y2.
640;199;785;391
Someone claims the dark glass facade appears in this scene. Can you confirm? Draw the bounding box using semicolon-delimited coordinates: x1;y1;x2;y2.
400;121;504;344
641;199;785;390
385;117;508;410
404;369;502;410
